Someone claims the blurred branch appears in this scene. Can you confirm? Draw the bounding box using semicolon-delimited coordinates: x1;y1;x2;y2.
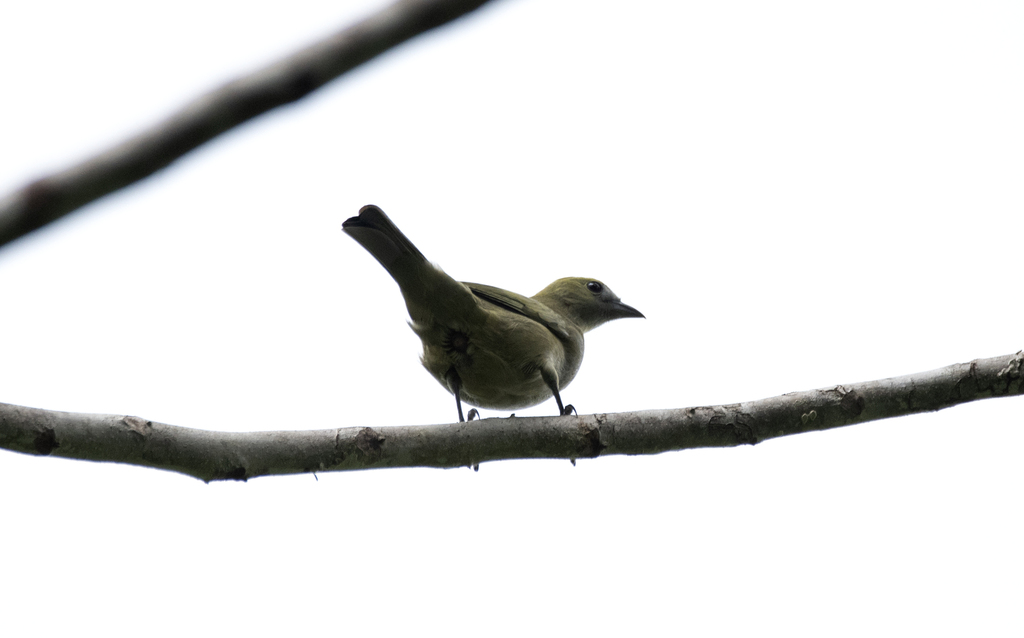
2;351;1021;481
0;0;495;249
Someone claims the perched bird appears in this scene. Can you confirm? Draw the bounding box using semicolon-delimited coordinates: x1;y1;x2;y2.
342;204;644;422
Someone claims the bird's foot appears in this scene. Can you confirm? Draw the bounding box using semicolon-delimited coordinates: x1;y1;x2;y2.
467;408;480;421
561;404;577;416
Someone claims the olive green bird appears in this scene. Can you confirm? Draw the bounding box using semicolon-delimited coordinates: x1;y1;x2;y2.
342;205;644;422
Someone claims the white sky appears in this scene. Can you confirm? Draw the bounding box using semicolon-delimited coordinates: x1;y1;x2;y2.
2;0;1022;634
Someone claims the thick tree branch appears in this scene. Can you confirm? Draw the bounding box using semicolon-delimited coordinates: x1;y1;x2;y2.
0;0;495;249
2;351;1021;481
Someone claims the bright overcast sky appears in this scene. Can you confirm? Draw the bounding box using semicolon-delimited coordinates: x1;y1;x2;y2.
2;1;1023;635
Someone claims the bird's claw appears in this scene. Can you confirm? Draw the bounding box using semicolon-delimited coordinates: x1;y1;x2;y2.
467;408;480;421
561;404;577;416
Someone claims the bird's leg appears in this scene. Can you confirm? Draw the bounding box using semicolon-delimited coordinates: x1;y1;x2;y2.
445;368;466;423
454;396;466;423
540;364;576;417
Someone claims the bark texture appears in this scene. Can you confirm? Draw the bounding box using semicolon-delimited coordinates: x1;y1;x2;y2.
2;352;1020;481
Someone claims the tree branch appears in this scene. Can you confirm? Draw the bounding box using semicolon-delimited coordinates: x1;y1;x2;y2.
2;351;1021;481
0;0;495;249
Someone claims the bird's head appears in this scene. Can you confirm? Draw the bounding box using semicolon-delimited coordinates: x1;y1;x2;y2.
534;277;644;333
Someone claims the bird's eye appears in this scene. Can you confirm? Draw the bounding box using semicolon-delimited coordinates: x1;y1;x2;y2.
587;281;603;294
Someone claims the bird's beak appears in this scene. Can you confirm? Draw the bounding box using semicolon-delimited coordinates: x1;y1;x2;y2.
613;301;645;319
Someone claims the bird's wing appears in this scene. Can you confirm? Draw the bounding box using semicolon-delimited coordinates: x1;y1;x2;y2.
464;282;574;342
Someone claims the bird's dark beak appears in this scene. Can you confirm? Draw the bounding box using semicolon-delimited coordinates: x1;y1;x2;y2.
613;301;645;319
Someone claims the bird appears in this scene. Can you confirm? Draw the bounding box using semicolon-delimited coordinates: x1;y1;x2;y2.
342;204;644;422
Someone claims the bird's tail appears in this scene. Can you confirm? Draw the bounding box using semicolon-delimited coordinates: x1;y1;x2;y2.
343;205;477;320
342;204;429;286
